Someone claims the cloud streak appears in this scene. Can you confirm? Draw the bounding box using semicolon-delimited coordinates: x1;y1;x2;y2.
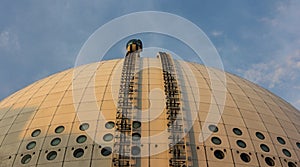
211;31;223;37
239;52;299;88
0;30;20;51
238;0;300;109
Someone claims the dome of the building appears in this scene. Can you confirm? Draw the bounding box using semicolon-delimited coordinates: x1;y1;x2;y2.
0;53;299;167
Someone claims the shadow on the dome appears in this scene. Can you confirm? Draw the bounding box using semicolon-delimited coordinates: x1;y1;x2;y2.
0;106;38;166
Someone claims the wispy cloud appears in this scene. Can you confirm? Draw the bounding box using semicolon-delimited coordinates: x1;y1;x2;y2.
239;52;300;88
211;30;223;37
0;30;20;51
238;0;300;109
275;1;300;35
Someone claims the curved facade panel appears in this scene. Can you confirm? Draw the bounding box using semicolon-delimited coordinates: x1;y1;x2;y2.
0;57;299;167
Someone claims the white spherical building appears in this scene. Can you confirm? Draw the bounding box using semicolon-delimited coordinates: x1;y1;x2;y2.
0;49;299;167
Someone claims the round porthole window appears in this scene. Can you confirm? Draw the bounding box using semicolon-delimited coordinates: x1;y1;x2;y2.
132;133;141;141
79;123;89;131
240;153;251;163
260;144;270;152
76;135;87;144
101;147;112;156
73;148;84;158
131;146;140;155
55;126;65;134
265;157;275;166
46;151;57;161
26;141;36;150
296;142;300;149
277;137;286;145
211;137;222;145
233;128;242;136
208;125;218;133
103;133;113;142
282;149;291;157
132;121;141;129
21;154;32;164
288;162;297;167
255;132;265;140
214;150;225;159
105;121;115;129
51;138;61;146
31;129;41;137
236;140;247;148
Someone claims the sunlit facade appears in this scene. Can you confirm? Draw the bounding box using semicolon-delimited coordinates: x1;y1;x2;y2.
0;54;299;167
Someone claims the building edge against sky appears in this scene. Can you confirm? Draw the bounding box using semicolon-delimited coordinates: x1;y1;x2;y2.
0;40;299;167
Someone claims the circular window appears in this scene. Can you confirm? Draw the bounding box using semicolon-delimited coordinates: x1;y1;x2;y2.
26;141;36;150
103;134;113;142
277;137;285;145
236;140;247;148
208;125;218;132
55;126;65;134
21;154;31;164
255;132;265;140
46;151;57;161
211;137;222;145
131;146;141;155
31;129;41;137
50;138;61;146
73;148;84;158
282;149;291;157
260;144;270;152
76;135;87;144
296;142;300;149
214;150;225;159
233;128;243;136
79;123;89;131
105;121;115;129
101;147;112;156
265;157;275;166
288;162;296;167
132;121;141;129
240;153;251;163
132;133;141;141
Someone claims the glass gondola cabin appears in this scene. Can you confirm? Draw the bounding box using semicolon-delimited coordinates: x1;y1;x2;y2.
126;39;143;54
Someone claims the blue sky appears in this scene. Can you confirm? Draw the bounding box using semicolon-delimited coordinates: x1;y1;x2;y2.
0;0;299;110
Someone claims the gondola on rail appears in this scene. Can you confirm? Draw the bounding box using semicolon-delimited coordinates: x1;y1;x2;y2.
126;39;143;56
